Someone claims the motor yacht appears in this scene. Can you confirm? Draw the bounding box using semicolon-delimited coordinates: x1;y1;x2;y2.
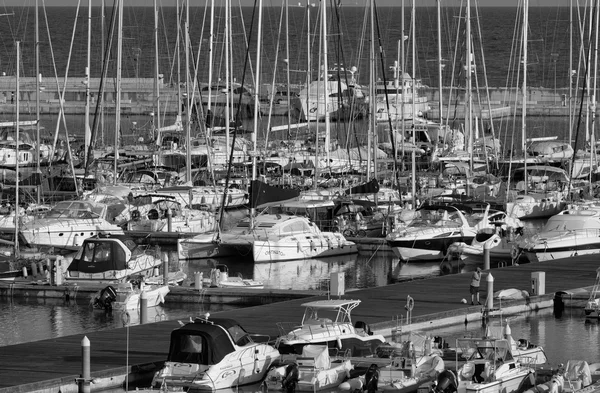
178;213;357;262
518;204;600;262
386;205;488;262
148;316;280;391
275;299;385;357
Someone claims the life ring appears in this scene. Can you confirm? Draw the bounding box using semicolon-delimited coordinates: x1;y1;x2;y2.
121;311;131;326
406;295;415;311
511;247;519;260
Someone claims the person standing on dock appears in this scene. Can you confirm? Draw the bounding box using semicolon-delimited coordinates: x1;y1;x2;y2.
470;267;482;305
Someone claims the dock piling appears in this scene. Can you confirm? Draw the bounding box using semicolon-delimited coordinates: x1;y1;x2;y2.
486;273;494;311
140;291;148;324
78;336;91;393
483;242;490;270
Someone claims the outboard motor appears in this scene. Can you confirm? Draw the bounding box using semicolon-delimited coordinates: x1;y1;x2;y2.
94;286;117;311
364;364;379;393
282;363;299;393
433;370;458;393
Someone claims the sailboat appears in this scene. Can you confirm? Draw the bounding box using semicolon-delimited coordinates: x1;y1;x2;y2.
504;2;568;220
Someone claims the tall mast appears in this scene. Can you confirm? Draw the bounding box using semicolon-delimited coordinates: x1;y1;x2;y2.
185;0;191;182
15;41;20;259
101;0;105;147
224;0;230;162
589;0;599;187
466;0;473;174
114;0;123;184
569;0;573;145
437;0;443;124
369;0;376;182
206;0;215;134
401;0;405;158
250;0;264;225
35;0;40;205
84;0;92;169
411;0;416;208
176;0;181;123
154;0;161;131
522;0;528;194
322;0;330;176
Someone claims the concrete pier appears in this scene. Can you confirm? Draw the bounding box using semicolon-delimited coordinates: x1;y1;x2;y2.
0;254;598;392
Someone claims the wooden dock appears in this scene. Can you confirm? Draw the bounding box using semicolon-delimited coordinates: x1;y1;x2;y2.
0;255;598;392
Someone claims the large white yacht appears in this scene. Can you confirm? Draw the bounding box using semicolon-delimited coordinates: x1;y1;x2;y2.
386;204;488;262
518;203;600;262
178;213;357;262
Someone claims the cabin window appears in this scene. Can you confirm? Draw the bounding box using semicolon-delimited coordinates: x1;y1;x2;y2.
228;325;251;346
94;242;112;262
171;334;204;364
82;242;95;262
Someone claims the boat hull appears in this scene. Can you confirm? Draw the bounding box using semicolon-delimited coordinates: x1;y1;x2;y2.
252;237;357;262
388;236;475;261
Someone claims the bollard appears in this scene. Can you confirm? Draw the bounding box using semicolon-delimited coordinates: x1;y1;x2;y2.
486;273;494;311
166;208;173;232
195;272;203;290
55;258;63;286
140;291;148;324
163;253;169;286
483;242;490;271
79;336;91;393
31;262;38;277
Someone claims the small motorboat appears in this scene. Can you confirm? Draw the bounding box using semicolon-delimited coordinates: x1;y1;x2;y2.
275;299;386;357
522;360;597;393
65;236;163;284
454;337;537;393
205;264;264;289
91;281;169;311
265;345;353;391
339;354;445;393
148;316;280;391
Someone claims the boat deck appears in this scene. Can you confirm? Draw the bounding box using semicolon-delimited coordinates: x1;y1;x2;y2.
0;255;598;391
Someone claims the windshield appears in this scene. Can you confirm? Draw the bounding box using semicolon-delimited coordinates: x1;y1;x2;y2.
409;209;462;228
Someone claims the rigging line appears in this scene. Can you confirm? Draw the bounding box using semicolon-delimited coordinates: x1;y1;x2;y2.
473;0;499;169
217;0;259;231
42;0;79;196
261;0;285;176
373;0;401;191
84;0;119;178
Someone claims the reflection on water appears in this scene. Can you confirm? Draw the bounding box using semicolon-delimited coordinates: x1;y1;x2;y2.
415;307;600;367
0;297;238;347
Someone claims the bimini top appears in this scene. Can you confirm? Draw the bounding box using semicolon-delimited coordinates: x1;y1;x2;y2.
300;299;361;324
167;318;250;365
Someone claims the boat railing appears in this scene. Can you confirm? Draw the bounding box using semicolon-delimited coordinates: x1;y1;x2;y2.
276;322;302;339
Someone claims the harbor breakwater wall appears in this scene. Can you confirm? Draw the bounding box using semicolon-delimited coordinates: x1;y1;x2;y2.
0;76;589;117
